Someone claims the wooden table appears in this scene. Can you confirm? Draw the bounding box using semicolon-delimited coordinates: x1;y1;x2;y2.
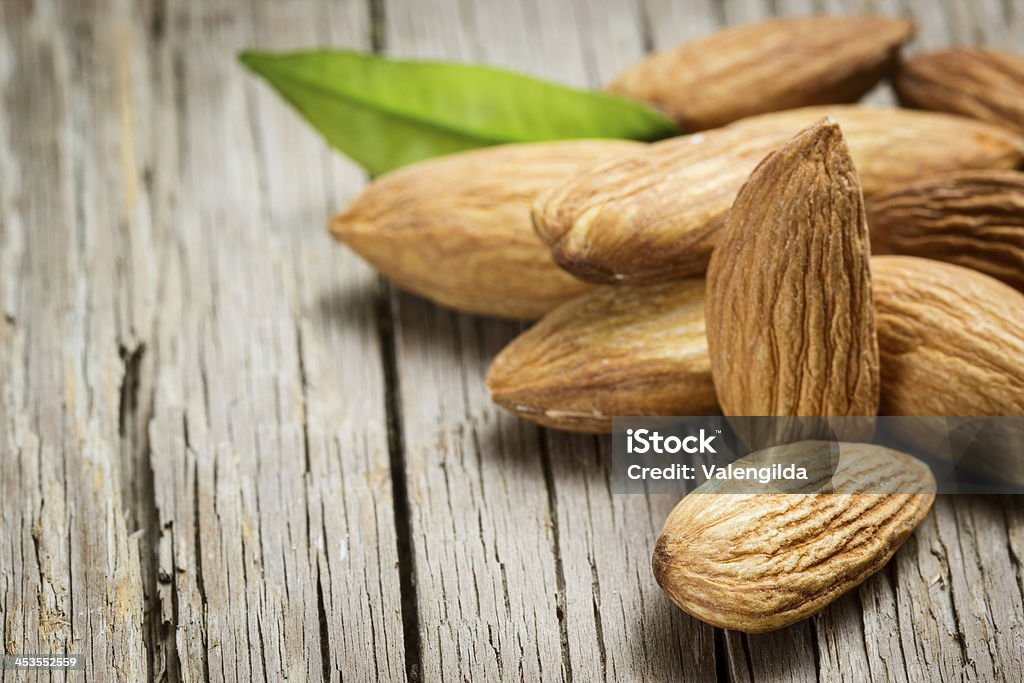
2;0;1022;680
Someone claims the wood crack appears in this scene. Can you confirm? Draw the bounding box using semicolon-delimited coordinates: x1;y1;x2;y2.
714;628;731;683
115;340;169;683
188;426;212;683
316;570;332;681
932;507;972;672
369;0;387;52
807;619;822;680
539;432;574;683
589;555;607;681
376;278;422;683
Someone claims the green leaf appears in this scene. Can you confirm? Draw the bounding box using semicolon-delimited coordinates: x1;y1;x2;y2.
238;49;679;176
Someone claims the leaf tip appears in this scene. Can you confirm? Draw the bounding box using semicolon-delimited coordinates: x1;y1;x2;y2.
237;50;269;73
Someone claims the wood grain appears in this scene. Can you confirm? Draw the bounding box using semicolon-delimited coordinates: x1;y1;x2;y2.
0;0;147;679
1;0;405;681
1;0;1023;681
143;0;405;680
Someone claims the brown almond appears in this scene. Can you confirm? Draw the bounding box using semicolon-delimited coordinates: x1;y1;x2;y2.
487;256;1024;436
895;48;1024;136
872;255;1024;417
485;280;715;432
873;255;1024;482
534;105;1024;284
534;124;794;283
706;119;879;419
728;106;1024;195
867;170;1024;291
653;441;935;633
330;140;641;320
608;15;914;131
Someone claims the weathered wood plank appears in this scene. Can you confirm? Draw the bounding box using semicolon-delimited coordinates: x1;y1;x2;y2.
905;0;954;52
641;0;720;47
721;0;772;23
545;436;719;682
0;0;149;680
3;0;1023;681
246;2;408;681
142;0;405;681
381;2;570;677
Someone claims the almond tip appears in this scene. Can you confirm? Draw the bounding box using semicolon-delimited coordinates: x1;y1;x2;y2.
327;213;356;242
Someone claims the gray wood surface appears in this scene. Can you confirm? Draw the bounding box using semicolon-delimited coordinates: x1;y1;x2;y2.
0;0;1021;681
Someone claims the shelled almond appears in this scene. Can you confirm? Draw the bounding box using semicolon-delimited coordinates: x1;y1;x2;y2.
872;256;1024;417
706;119;879;419
486;280;715;432
534;106;1024;284
867;170;1024;291
896;48;1024;136
330;140;641;319
608;16;914;130
653;441;935;633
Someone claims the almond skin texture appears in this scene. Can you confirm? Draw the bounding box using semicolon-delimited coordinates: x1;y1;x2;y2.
608;15;914;131
706;120;879;419
653;441;935;633
872;255;1024;417
873;256;1024;483
330;140;641;320
535;124;792;283
896;49;1024;136
534;105;1024;284
728;106;1024;196
867;170;1024;291
486;280;715;432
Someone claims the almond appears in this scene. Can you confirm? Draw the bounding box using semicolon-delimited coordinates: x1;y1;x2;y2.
728;106;1024;196
653;440;935;633
895;48;1024;136
487;256;1024;437
872;255;1024;417
330;140;641;320
488;256;1024;438
485;280;715;432
608;15;914;131
867;170;1024;291
706;120;879;420
534;105;1024;284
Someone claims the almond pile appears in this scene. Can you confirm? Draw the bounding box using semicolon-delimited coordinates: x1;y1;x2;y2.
330;16;1024;634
